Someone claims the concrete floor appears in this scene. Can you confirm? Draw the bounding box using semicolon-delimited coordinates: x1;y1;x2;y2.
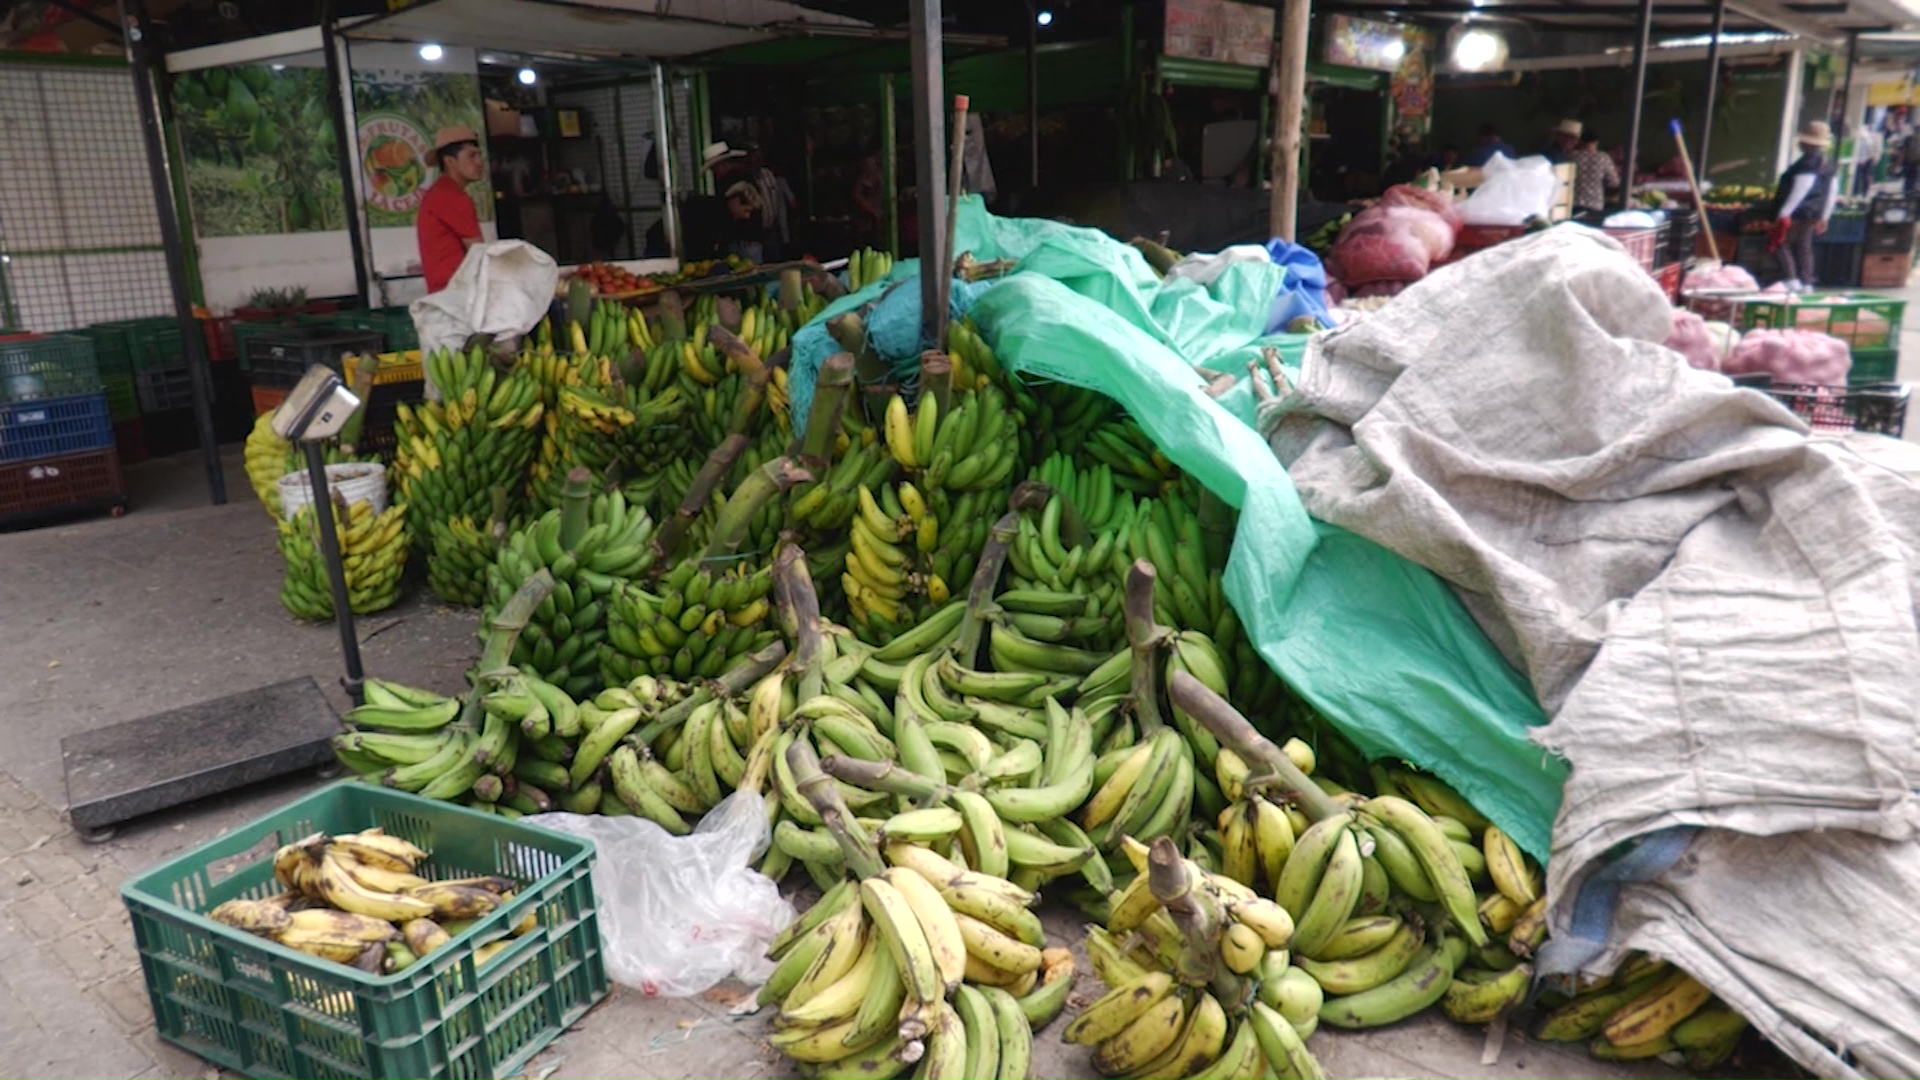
10;274;1899;1078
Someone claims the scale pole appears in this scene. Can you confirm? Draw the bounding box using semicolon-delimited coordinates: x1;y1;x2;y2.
303;443;365;704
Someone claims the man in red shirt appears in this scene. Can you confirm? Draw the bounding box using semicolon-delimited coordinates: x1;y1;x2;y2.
417;126;486;293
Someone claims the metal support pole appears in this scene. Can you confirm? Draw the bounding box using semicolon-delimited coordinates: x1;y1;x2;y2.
1835;30;1859;127
304;443;365;704
1697;0;1726;178
1269;0;1311;241
1120;2;1136;181
123;0;225;506
908;0;947;346
651;62;682;262
1027;3;1041;190
1621;0;1656;209
320;4;371;306
882;74;900;258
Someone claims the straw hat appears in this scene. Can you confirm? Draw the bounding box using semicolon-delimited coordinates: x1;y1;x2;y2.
701;141;747;171
432;125;479;153
1556;118;1584;138
1796;120;1833;148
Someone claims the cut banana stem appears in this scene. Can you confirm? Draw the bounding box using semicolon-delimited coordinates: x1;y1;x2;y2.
1167;669;1344;824
787;737;887;879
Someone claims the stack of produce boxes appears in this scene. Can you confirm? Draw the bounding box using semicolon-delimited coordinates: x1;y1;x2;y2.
0;333;127;525
1860;194;1918;288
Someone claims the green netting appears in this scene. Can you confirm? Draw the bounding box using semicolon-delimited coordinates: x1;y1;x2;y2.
947;199;1564;858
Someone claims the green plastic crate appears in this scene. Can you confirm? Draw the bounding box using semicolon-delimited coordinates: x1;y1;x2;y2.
121;782;606;1079
104;371;139;421
94;316;188;372
1736;292;1905;351
74;326;134;379
1850;347;1899;385
333;307;419;352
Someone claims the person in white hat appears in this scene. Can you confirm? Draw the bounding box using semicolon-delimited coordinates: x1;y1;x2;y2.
417;125;486;294
1546;118;1583;164
703;140;793;261
1768;120;1839;292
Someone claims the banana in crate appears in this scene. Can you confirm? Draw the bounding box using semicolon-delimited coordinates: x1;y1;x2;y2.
276;498;409;620
210;824;533;976
482;469;656;699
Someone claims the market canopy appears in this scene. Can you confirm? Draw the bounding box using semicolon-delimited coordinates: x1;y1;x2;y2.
339;0;868;59
1321;0;1916;41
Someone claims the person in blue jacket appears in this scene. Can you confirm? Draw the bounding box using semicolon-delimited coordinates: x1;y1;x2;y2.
1461;125;1517;168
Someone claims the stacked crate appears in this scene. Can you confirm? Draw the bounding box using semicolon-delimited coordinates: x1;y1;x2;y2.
1860;195;1918;288
0;334;128;526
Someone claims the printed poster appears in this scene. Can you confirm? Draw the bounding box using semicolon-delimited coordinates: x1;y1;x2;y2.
171;64;345;236
351;68;493;227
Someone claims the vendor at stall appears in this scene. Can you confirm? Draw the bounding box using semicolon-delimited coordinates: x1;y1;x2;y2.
1769;121;1839;292
1543;119;1582;164
417;126;487;293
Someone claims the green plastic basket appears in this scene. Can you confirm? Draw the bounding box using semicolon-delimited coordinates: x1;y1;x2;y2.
104;371;139;421
121;782;606;1080
1849;346;1900;385
1735;292;1905;350
333;307;420;353
93;316;188;372
0;333;102;398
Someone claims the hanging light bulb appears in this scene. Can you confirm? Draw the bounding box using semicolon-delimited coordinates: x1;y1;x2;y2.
418;43;444;62
518;67;538;85
1037;9;1054;26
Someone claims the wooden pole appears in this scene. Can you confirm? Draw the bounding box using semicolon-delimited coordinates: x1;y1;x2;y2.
1268;0;1312;242
909;0;948;348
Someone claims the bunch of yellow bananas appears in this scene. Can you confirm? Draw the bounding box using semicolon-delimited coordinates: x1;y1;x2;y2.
209;827;532;976
275;499;409;619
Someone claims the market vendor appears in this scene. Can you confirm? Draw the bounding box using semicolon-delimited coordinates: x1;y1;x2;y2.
1543;119;1582;164
1769;121;1839;292
417;126;486;293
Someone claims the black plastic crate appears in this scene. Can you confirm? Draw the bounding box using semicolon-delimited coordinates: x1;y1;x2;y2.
1814;241;1863;288
1868;193;1920;227
1732;375;1909;437
0;392;115;463
1665;209;1700;267
1;334;102;400
1864;222;1915;255
136;367;200;415
241;327;385;389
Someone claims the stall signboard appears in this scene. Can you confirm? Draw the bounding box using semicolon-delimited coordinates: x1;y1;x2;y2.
1164;0;1274;69
171;63;345;236
1867;79;1920;107
1324;16;1415;74
351;67;493;227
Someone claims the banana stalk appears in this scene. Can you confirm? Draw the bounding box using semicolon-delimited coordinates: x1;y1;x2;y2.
657;289;687;343
919;351;954;418
1125;560;1172;734
1167;669;1345;825
628;640;787;748
651;433;750;567
952;512;1022;666
1147;836;1244;1004
822;756;948;801
794;353;855;470
788;708;887;879
827;311;890;386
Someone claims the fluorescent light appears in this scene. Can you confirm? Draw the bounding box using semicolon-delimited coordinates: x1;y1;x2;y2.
518;67;538;85
1037;9;1054;26
418;43;444;62
271;63;286;71
1453;28;1505;71
1382;39;1407;63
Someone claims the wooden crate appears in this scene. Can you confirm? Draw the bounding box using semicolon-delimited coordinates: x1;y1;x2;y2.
1861;252;1911;289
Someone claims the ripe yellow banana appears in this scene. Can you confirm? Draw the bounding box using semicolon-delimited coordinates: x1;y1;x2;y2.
1602;969;1713;1046
860;878;944;1006
1091;990;1185;1075
880;867;964;993
1483;825;1539;906
1063;970;1174;1045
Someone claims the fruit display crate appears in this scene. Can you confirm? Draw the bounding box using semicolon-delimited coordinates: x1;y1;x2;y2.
241;327;386;389
1735;293;1904;349
121;783;606;1080
1868;193;1920;227
1;333;103;400
0;446;127;526
1602;223;1665;272
1770;381;1909;436
104;371;140;422
1;392;115;464
1861;252;1912;289
1822;213;1868;244
1654;261;1684;303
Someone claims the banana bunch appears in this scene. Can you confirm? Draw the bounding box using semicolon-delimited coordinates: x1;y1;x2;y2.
757;755;1075;1080
528;360;635;512
426;514;505;608
604;558;778;682
1018;380;1122;467
1535;957;1745;1069
483;473;656;698
600;453;799;685
244;412;363;520
783;358;896;607
1081;417;1182;498
209;828;532;975
847;246;895;292
396;348;544;596
1003;488;1137;653
1067;835;1328;1080
275;498;409;619
576;299;632;360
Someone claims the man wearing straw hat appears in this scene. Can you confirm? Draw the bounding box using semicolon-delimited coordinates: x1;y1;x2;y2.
1767;120;1839;292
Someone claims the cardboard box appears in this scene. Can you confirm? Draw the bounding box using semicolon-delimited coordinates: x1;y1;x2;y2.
485;99;522;139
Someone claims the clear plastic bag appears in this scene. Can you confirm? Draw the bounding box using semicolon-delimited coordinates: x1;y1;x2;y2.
1460;154;1563;226
532;792;793;997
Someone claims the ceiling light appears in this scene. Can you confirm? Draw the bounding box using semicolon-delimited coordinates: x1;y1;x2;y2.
1452;27;1507;71
1382;39;1407;63
418;43;444;62
518;67;538;85
271;63;286;71
1037;9;1054;26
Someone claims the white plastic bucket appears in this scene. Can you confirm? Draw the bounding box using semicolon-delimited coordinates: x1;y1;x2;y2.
277;463;388;517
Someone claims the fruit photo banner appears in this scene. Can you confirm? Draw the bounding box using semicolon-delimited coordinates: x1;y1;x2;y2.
172;61;346;237
944;201;1564;858
351;63;492;230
